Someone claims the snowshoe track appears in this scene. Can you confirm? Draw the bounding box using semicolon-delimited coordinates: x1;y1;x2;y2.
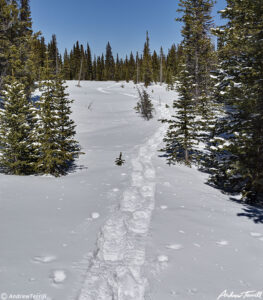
78;101;170;300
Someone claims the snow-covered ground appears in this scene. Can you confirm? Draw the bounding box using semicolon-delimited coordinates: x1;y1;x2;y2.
0;81;262;300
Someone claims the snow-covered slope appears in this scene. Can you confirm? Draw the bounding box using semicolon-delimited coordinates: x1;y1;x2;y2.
0;81;262;300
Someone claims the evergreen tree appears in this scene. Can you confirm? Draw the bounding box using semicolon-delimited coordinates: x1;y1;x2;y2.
35;53;62;176
105;42;115;80
86;43;93;80
0;0;12;90
62;49;71;80
48;34;60;74
135;88;154;120
161;61;197;165
115;152;125;166
161;0;215;165
133;52;140;83
210;0;263;203
53;74;80;174
0;76;34;174
19;0;32;35
142;31;152;87
115;54;121;82
166;44;177;89
177;0;215;123
152;50;159;83
159;47;166;85
92;55;97;80
128;52;136;81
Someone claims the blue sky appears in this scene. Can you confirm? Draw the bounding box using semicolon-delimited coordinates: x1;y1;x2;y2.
31;0;227;58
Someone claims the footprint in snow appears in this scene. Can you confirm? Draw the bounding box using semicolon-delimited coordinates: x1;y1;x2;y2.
158;255;169;263
216;240;229;246
166;244;183;250
91;212;100;219
33;255;57;263
250;232;262;238
160;205;168;210
50;270;67;284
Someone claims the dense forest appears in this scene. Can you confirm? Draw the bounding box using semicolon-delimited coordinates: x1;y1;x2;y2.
0;0;262;204
21;31;183;88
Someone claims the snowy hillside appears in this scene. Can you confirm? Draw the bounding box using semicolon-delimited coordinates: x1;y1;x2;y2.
0;81;262;300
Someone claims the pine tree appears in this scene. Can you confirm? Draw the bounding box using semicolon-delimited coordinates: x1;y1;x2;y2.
135;88;154;121
53;74;80;174
142;31;152;87
35;53;62;176
161;0;215;165
177;0;216;125
92;55;97;80
0;76;34;174
105;42;115;80
127;52;135;81
161;62;197;165
36;52;81;176
62;49;71;80
19;0;32;35
86;43;93;80
115;152;125;166
210;0;263;203
159;47;166;85
0;0;11;90
166;44;177;89
48;34;60;74
115;54;121;82
152;50;159;83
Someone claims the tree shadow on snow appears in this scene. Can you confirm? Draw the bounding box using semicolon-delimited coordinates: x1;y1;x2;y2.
229;197;263;224
66;162;88;174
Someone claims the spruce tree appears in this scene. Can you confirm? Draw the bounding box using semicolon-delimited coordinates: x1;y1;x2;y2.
86;43;93;80
161;61;197;165
115;54;121;82
0;76;33;174
0;0;11;90
166;44;177;89
92;55;97;80
35;53;62;176
159;47;166;85
36;52;80;176
161;0;215;165
135;88;154;121
48;34;60;74
53;74;80;174
62;49;71;80
142;31;152;87
105;42;115;80
210;0;263;203
177;0;216;128
152;50;159;83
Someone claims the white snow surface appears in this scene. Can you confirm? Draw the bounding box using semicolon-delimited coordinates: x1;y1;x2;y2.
0;81;262;300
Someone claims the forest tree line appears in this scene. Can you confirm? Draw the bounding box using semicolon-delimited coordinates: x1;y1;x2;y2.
30;32;184;88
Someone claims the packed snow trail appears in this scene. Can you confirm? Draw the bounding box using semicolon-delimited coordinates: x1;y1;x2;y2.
77;101;171;300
